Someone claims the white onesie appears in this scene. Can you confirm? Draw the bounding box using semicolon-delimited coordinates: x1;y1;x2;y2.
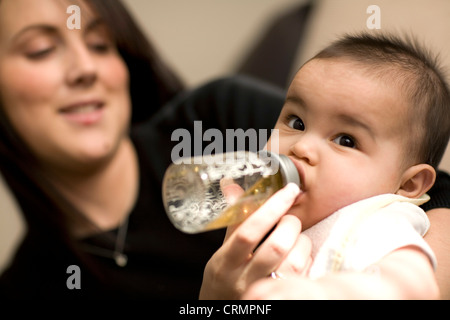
302;194;437;279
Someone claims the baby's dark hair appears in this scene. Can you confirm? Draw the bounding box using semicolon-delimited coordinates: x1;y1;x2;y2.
311;32;450;169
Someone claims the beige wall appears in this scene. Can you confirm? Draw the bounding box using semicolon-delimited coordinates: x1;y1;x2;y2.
0;176;24;271
1;0;449;269
122;0;304;87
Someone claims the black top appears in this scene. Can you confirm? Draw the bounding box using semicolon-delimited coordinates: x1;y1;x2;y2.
0;76;448;299
422;170;450;212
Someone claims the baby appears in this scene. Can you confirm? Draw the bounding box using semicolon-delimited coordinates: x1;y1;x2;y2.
199;32;449;299
263;32;450;290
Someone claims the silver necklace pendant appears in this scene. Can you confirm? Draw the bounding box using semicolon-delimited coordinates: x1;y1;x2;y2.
113;215;129;267
114;252;128;267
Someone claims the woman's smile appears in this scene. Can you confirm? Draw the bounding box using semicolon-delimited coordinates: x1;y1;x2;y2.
58;99;105;126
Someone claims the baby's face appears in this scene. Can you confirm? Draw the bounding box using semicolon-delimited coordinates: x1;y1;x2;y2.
270;58;411;230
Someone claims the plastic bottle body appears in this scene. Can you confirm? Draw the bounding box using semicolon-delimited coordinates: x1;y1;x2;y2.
162;151;299;234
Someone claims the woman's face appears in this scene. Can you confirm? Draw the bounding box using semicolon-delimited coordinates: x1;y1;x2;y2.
0;0;130;172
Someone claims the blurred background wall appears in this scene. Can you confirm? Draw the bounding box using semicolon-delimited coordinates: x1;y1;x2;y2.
122;0;305;87
1;0;449;270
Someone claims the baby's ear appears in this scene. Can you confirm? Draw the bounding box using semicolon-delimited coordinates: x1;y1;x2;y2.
396;164;436;198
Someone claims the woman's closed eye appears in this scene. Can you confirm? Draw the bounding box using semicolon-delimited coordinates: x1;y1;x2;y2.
26;46;55;59
85;23;116;54
88;41;111;53
23;36;57;60
86;32;114;53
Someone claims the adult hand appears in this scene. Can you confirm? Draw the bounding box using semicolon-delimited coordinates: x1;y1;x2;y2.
199;183;312;299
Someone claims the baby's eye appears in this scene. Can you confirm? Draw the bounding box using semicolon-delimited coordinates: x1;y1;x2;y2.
333;135;356;148
287;116;305;131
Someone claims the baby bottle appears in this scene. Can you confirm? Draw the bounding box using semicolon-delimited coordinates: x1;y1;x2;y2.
162;151;300;234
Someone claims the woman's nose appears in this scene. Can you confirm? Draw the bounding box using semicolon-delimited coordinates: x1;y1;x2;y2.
290;135;319;166
65;44;97;87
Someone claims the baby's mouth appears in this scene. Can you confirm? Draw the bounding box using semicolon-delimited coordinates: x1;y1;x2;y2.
288;156;306;192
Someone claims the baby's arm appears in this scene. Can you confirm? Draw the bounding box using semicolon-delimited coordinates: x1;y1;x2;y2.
243;245;439;299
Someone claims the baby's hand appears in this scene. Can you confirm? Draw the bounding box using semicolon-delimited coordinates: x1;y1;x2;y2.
220;178;244;205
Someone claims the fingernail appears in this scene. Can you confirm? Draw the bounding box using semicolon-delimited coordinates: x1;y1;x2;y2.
286;183;300;196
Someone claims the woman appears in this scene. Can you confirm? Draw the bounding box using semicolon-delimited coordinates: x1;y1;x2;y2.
0;0;214;299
